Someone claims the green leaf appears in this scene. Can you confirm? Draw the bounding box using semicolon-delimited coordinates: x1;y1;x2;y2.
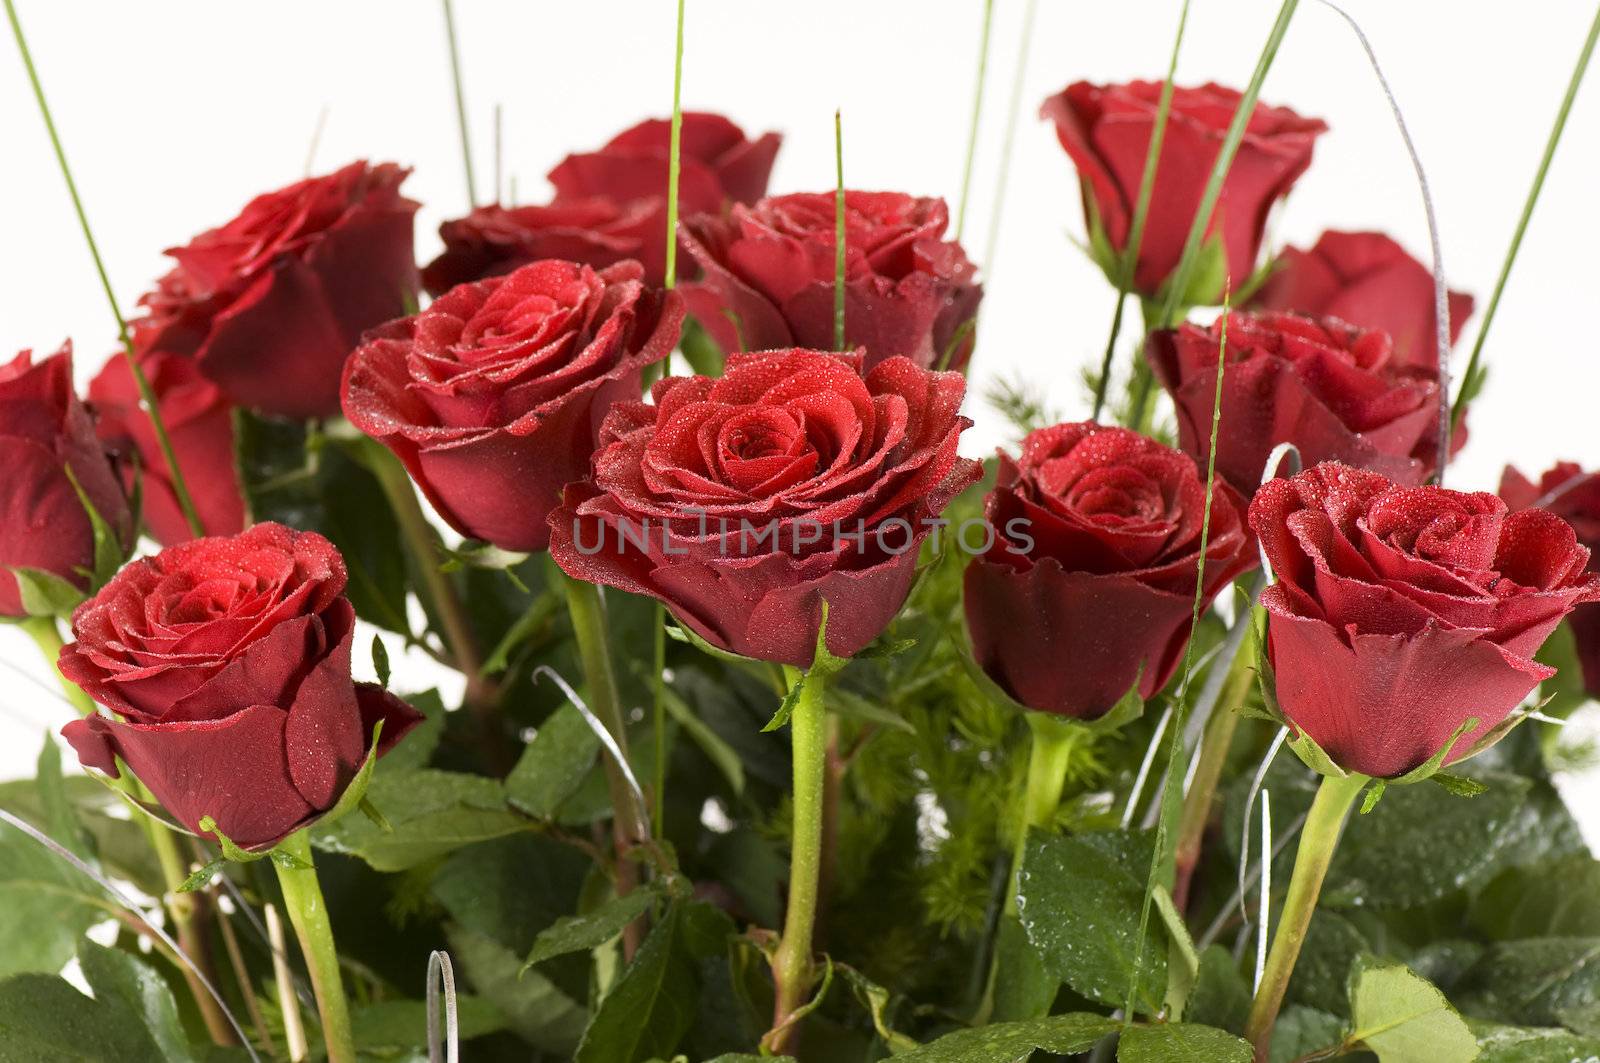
1457;938;1600;1035
505;705;601;819
7;566;84;618
349;995;506;1051
1267;1006;1346;1063
445;923;587;1056
0;774;162;897
34;735;91;860
1118;1022;1251;1062
1471;858;1600;939
1347;957;1479;1062
63;463;126;590
891;1013;1118;1061
432;834;591;953
1017;829;1168;1015
370;634;390;689
75;940;197;1063
836;964;919;1053
655;680;747;794
381;688;444;773
1185;947;1251;1036
313;768;526;871
1472;1022;1600;1062
1431;772;1489;798
988;914;1055;1022
522;886;660;972
0;822;104;978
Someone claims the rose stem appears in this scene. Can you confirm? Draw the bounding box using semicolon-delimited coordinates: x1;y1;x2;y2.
273;831;356;1063
767;665;829;1054
833;110;847;351
22;614;238;1045
1171;627;1257;910
1451;3;1599;431
439;0;477;209
662;0;686;292
1244;771;1367;1058
1091;0;1190;423
362;444;503;763
3;0;204;538
953;0;993;243
563;575;651;959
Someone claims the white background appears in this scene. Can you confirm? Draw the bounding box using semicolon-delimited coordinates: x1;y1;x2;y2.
1;1;1596;821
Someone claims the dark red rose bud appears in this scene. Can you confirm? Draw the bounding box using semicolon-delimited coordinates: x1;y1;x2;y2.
133;161;419;419
1502;462;1600;698
964;422;1255;719
423;113;780;293
549;349;979;666
1042;81;1326;299
1147;311;1452;497
680;191;983;372
89;349;247;546
1250;463;1600;778
1250;230;1475;372
343;259;685;552
0;344;132;617
59;523;422;850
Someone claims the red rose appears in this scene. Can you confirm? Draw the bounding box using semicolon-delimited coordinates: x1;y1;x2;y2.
342;259;684;552
1042;81;1326;299
964;422;1255;718
1501;462;1600;698
133;161;419;419
422;113;780;293
548;349;979;665
60;523;422;850
680;191;983;372
1250;463;1600;778
0;344;131;617
1146;311;1449;497
89;350;247;546
1250;230;1475;372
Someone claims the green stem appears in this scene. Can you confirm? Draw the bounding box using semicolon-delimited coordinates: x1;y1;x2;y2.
440;0;477;208
3;0;203;538
1172;634;1256;910
834;111;847;351
1451;3;1599;428
652;603;667;839
663;0;687;289
954;0;994;242
1244;771;1368;1058
1005;714;1081;915
980;0;1038;281
274;831;355;1063
768;665;828;1053
20;615;94;717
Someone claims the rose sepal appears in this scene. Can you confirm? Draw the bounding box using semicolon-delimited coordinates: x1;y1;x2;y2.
953;618;1146;737
4;566;85;619
762;602;850;733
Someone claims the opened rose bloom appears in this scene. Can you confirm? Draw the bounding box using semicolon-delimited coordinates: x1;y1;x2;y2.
1501;461;1600;698
343;258;685;552
423;113;781;292
132;161;419;418
549;349;979;665
1042;81;1326;299
1250;463;1600;778
60;523;422;849
1147;311;1449;496
1250;230;1475;371
964;422;1255;718
0;344;132;617
90;349;247;545
680;191;982;371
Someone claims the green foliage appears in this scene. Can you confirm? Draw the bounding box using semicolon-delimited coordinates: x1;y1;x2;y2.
1117;1021;1252;1062
1346;958;1479;1062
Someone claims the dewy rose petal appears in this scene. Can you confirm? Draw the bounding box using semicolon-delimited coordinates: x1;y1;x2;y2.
1042;80;1326;300
59;523;422;850
1250;462;1600;778
1147;310;1451;497
548;349;980;666
132;161;419;419
680;191;983;372
964;422;1255;718
342;258;685;553
1502;462;1600;698
423;113;781;292
0;343;132;617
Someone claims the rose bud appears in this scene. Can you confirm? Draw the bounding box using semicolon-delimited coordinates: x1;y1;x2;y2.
132;161;419;419
1041;81;1326;301
1146;311;1450;497
0;343;132;617
963;422;1255;718
1250;230;1475;372
59;523;423;850
680;192;983;372
342;259;685;553
1501;462;1600;698
1250;463;1600;778
89;349;247;545
422;113;781;293
548;349;980;665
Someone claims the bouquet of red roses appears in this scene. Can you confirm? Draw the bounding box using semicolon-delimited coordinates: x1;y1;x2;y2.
2;3;1598;1062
